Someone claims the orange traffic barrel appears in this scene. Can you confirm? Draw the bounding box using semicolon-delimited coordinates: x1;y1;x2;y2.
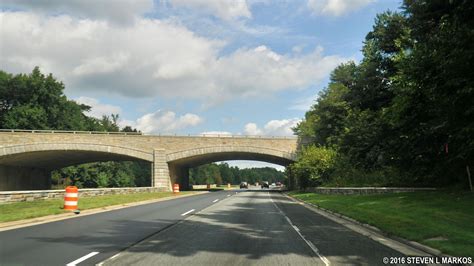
173;183;180;193
64;186;78;211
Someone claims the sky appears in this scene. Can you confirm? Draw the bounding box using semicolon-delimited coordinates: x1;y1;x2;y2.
0;0;402;170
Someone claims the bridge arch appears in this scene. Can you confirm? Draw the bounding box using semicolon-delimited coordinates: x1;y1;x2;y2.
166;145;295;167
163;146;296;190
0;143;153;190
0;143;153;168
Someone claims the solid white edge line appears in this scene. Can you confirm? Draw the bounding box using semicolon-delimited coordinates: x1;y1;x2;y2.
212;199;219;203
227;194;230;197
66;251;99;266
269;193;330;266
181;209;195;216
96;252;121;266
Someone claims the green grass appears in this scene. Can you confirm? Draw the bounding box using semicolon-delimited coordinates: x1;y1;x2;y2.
288;190;474;257
0;191;195;223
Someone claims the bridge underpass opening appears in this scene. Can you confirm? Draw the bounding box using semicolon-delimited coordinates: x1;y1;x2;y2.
166;151;293;191
189;160;287;188
0;150;152;191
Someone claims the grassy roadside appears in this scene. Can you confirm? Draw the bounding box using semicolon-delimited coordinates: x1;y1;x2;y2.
0;191;197;223
288;191;474;257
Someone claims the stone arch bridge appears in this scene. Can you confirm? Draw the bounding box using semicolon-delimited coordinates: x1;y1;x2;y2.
0;130;298;191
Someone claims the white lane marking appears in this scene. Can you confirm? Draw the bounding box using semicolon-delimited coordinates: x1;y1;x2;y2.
96;253;120;266
66;252;99;266
227;194;231;197
212;199;219;203
270;194;330;266
181;209;195;216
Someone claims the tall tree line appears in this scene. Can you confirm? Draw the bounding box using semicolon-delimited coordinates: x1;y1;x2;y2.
292;1;473;189
190;163;286;186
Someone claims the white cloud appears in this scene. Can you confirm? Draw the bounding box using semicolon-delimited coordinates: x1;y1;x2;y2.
244;123;263;135
289;95;318;111
168;0;251;21
120;110;203;134
211;45;345;102
0;11;347;105
307;0;374;16
244;118;300;136
0;0;153;25
75;96;121;118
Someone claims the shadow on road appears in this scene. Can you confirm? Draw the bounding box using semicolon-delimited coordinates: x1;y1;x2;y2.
28;191;404;265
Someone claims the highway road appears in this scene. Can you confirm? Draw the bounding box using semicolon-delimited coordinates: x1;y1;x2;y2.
1;189;410;265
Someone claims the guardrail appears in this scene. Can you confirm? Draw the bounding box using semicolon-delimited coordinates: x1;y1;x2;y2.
0;129;298;139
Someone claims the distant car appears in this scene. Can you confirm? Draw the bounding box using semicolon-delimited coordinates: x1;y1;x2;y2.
276;182;282;187
240;182;248;189
271;183;276;186
261;181;269;189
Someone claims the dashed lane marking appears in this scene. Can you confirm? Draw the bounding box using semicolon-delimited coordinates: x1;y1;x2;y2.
270;193;330;266
67;252;99;266
181;209;195;216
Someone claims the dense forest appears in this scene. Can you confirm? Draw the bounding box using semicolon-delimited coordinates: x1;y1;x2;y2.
0;69;285;188
291;1;473;189
190;163;286;186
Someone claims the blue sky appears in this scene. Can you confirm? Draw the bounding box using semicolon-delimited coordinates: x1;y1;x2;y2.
0;0;401;169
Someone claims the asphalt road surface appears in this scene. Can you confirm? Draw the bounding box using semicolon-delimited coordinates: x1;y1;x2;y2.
0;191;235;265
104;190;405;265
0;189;407;265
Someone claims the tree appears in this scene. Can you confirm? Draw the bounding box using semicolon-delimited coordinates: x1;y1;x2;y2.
189;163;286;185
289;146;336;189
388;0;474;185
293;2;474;188
0;67;150;188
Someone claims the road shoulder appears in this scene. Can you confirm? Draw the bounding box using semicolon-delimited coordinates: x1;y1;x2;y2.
283;192;445;257
0;191;208;232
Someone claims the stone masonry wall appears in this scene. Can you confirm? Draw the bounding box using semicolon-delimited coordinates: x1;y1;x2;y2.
304;187;436;195
0;187;168;204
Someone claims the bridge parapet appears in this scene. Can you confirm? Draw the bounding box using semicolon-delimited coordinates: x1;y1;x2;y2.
0;129;296;139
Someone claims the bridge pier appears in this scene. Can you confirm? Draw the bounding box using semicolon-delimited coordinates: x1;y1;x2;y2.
0;165;51;191
152;149;191;191
152;149;172;191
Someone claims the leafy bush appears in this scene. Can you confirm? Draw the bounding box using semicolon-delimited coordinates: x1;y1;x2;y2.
289;145;336;189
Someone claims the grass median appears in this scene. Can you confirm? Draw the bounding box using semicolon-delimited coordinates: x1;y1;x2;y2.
288;190;474;257
0;191;197;223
